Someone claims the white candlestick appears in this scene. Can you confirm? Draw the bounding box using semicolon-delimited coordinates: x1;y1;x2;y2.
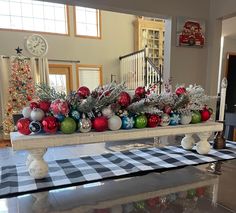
219;77;228;121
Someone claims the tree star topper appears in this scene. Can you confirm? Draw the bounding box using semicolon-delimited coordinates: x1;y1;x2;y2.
15;46;23;55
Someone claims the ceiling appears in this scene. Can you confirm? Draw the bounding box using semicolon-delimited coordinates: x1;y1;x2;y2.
222;16;236;38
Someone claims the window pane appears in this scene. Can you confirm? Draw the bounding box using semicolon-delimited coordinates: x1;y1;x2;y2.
10;2;21;16
44;6;54;20
33;5;43;18
54;7;65;20
86;24;97;36
21;3;32;17
10;16;22;29
77;23;87;35
79;69;100;91
49;74;67;94
0;15;10;28
0;1;10;15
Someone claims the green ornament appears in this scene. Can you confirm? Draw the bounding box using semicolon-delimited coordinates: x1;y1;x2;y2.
187;189;196;198
60;117;77;134
191;111;201;124
135;115;147;128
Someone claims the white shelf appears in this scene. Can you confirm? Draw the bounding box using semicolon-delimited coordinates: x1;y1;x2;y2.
10;121;223;151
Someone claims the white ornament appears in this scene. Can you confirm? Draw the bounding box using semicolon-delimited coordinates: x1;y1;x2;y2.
30;108;45;121
108;115;122;131
102;106;114;118
180;113;192;125
22;106;32;118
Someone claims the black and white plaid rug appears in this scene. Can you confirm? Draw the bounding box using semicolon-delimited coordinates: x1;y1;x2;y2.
1;141;236;198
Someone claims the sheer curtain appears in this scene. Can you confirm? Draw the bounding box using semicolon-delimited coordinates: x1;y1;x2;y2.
0;56;49;139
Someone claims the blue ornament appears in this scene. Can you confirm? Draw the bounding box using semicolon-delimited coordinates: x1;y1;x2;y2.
121;116;134;129
55;114;65;122
169;113;180;125
70;110;80;121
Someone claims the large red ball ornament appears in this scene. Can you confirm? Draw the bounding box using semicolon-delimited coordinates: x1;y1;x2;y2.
42;116;58;134
175;87;186;96
93;116;108;132
30;102;39;109
17;118;31;135
77;86;90;99
201;108;211;121
39;100;51;112
135;86;146;98
147;115;161;128
117;92;131;107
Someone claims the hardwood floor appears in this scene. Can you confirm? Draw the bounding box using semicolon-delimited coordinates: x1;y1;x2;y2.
0;139;11;148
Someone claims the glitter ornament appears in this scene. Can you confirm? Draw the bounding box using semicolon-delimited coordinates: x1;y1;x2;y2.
135;86;146;98
50;99;69;116
102;106;114;118
169;113;180;125
30;102;39;109
163;105;172;114
30;108;45;121
117;92;131;107
17;118;31;135
135;115;147;128
160;113;170;126
147;114;161;128
70;110;80;121
22;106;32;118
180;113;192;125
191;111;201;124
42;116;58;134
93;116;108;132
201;108;211;121
60;117;77;134
29;121;42;134
39;100;51;112
121;116;134;129
108;115;122;131
175;87;186;96
77;86;90;99
79;117;92;133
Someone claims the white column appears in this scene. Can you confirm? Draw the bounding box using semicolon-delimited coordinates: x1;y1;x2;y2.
219;77;228;121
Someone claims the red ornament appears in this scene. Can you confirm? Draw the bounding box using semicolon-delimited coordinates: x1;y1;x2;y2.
117;92;131;107
163;105;172;114
17;118;31;135
39;100;51;112
147;115;161;128
196;187;205;197
135;86;146;98
93;116;108;132
175;87;186;96
146;197;160;208
30;102;38;109
201;108;211;121
77;86;90;99
42;116;58;134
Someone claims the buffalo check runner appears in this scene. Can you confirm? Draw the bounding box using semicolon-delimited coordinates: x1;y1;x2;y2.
1;141;236;198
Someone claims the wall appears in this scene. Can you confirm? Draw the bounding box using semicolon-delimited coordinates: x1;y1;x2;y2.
0;7;136;87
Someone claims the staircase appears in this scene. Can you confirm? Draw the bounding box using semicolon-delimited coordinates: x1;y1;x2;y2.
119;47;163;94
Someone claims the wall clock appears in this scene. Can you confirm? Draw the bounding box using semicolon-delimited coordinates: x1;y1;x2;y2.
25;34;48;57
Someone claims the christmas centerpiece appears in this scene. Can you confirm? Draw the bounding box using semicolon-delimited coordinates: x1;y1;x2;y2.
16;81;214;136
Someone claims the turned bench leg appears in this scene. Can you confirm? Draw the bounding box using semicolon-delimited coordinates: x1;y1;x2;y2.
27;148;48;179
196;132;212;155
181;134;195;150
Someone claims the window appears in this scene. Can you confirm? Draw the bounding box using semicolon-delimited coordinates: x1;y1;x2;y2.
75;6;101;38
76;64;102;90
0;0;68;34
49;64;73;94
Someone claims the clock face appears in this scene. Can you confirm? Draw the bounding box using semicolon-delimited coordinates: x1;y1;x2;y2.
26;34;48;57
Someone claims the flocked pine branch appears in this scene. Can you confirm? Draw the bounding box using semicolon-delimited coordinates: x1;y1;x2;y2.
77;92;97;113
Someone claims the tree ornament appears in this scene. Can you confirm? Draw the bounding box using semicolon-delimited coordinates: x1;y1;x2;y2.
146;197;160;208
208;107;213;115
30;102;39;109
60;117;77;134
180;113;192;125
135;115;147;128
93;116;108;132
17;118;31;135
117;92;131;107
77;86;90;99
175;86;186;96
30;108;45;121
22;106;32;118
42;116;58;134
187;189;196;198
201;108;211;121
55;114;65;122
191;111;201;124
163;105;172;114
135;86;146;98
79;116;92;133
50;99;69;116
121;116;134;129
160;113;170;126
117;109;128;117
39;100;51;112
147;114;161;128
102;106;114;118
29;121;42;134
196;187;205;197
70;109;80;121
108;115;122;131
169;113;180;125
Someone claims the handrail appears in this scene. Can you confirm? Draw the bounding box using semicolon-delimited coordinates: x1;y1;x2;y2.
146;57;159;73
119;48;146;60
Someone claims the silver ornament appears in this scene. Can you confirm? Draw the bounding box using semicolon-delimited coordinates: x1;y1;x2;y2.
108;115;122;131
22;106;32;118
29;121;42;134
79;118;92;133
30;108;45;121
160;113;170;126
102;107;114;118
180;113;192;125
